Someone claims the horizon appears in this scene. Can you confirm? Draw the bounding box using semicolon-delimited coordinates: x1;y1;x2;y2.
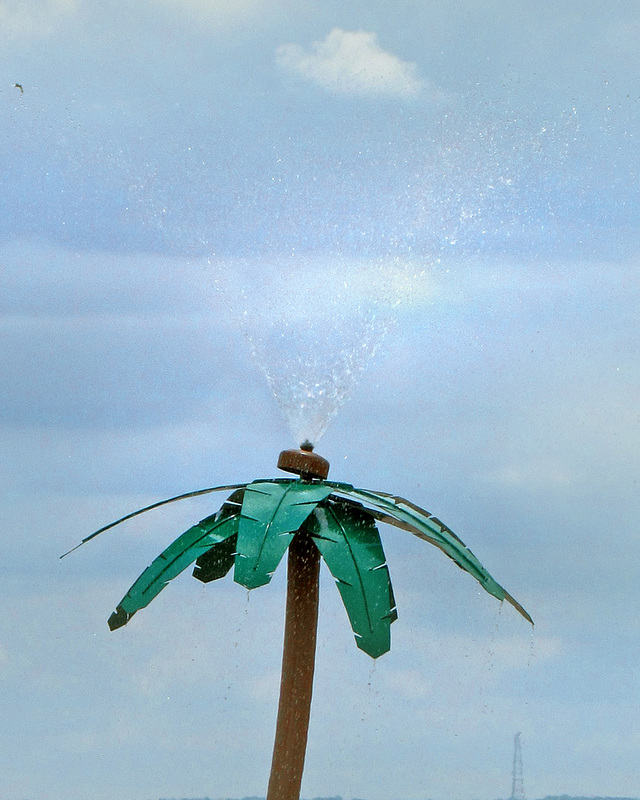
151;796;640;800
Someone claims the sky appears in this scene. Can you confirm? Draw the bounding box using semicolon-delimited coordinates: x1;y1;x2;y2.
1;2;640;800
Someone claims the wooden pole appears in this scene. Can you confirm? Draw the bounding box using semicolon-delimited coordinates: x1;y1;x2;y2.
266;531;320;800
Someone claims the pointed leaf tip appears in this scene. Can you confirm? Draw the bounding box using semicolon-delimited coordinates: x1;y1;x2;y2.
505;592;533;625
108;606;132;631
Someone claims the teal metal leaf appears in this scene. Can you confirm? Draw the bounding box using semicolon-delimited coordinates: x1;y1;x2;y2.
61;482;248;558
234;480;333;590
192;536;237;583
306;497;397;659
326;482;532;624
108;496;242;630
192;490;243;583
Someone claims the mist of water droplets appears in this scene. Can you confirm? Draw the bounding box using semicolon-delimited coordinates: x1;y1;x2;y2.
205;107;579;447
215;256;426;448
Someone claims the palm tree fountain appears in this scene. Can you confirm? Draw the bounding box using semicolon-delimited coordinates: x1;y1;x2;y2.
64;438;531;800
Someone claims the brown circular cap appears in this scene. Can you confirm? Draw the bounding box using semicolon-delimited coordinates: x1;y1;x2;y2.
277;448;330;481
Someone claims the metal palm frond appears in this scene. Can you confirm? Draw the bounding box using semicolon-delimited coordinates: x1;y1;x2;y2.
107;489;244;630
66;450;531;658
60;482;248;558
326;482;533;624
305;496;397;658
233;480;333;589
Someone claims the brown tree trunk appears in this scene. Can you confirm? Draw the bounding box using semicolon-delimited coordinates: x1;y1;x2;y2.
266;531;320;800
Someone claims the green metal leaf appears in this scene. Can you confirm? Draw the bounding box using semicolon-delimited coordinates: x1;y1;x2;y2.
192;490;243;583
108;494;242;630
306;496;397;659
326;482;532;624
61;482;248;558
234;480;333;590
192;536;237;583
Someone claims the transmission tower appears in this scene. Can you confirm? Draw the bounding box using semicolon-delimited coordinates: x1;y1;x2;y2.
510;732;525;800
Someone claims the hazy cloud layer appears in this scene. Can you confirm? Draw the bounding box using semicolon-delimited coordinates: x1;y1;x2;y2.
0;0;78;39
155;0;277;33
2;3;640;800
2;239;640;799
277;28;424;97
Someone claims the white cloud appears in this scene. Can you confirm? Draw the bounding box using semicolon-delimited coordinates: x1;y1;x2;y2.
276;28;424;97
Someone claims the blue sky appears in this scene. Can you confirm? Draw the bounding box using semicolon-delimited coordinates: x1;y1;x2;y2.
1;3;640;800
